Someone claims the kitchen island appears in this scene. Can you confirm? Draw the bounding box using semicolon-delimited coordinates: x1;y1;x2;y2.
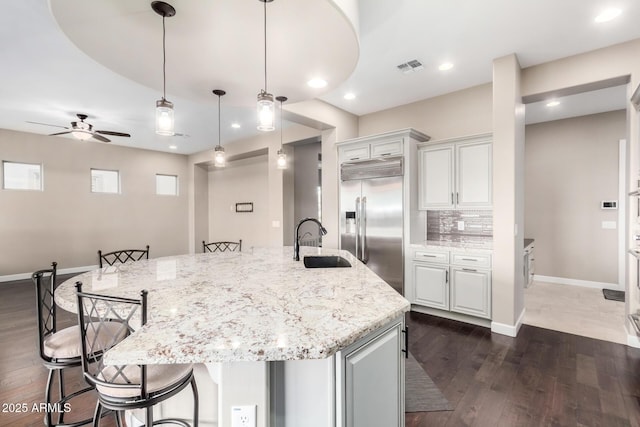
56;246;410;427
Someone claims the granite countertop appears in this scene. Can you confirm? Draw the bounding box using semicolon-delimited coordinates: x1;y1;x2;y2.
411;236;493;253
524;238;535;249
56;247;409;365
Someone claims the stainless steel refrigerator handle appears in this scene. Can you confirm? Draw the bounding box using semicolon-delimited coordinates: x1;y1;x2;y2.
355;197;361;261
361;196;368;263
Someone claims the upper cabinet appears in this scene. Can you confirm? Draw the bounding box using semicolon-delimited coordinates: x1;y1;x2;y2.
339;137;403;163
418;134;492;210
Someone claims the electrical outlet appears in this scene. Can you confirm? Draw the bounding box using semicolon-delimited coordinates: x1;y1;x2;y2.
457;221;465;231
231;405;256;427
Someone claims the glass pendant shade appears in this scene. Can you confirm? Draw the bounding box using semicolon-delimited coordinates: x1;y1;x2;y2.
156;99;175;136
257;91;275;131
214;145;226;167
276;149;287;169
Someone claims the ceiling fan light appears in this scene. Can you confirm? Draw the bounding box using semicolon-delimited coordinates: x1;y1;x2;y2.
71;130;92;141
257;91;275;131
276;149;287;169
214;145;226;167
156;99;175;136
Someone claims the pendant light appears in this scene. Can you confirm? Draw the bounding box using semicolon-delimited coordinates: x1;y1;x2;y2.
213;89;226;168
276;96;287;169
257;0;275;131
152;1;176;136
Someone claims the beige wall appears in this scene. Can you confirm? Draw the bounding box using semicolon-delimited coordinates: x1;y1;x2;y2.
0;129;189;276
207;156;270;250
525;110;625;283
492;54;526;333
358;83;493;140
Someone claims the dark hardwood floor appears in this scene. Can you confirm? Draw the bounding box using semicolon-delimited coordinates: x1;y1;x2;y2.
0;274;116;427
2;275;639;426
405;311;640;427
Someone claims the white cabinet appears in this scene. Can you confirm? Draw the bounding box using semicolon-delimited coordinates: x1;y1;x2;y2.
410;248;491;320
418;134;492;209
450;267;491;319
414;262;449;310
337;317;405;427
524;241;535;287
418;145;454;208
338;138;403;162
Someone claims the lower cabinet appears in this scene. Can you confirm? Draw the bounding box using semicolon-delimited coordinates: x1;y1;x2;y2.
337;318;405;427
450;267;491;318
414;263;449;310
411;248;492;320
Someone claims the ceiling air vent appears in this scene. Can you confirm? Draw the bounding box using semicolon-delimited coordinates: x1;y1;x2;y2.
396;59;424;74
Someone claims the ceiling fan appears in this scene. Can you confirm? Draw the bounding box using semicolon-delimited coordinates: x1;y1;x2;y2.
27;113;131;143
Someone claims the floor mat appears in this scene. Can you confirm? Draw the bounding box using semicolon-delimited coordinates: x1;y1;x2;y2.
405;352;453;412
603;289;625;302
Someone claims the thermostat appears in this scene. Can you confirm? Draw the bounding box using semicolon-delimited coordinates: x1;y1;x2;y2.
601;200;617;209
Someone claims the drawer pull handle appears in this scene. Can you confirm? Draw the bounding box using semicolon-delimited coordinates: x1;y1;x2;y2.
421;254;437;258
461;258;478;261
462;268;477;272
350;157;360;160
380;152;391;156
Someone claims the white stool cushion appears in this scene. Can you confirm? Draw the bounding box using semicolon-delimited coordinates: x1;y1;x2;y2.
96;364;193;399
43;322;127;359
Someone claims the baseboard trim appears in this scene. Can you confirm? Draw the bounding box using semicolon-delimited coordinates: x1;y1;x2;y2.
627;333;640;349
534;274;621;290
491;308;525;337
0;265;97;283
410;305;491;328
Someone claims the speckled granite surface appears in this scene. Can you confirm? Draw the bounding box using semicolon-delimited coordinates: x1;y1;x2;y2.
56;247;409;365
411;236;493;253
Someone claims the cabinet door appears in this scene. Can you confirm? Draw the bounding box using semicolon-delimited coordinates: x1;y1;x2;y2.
450;267;491;319
343;322;403;427
340;143;370;162
418;145;454;209
456;141;492;207
413;262;449;310
370;139;402;158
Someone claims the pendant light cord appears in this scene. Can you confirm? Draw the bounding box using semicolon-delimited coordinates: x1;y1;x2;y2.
263;0;268;92
162;15;167;100
280;99;283;148
217;94;221;148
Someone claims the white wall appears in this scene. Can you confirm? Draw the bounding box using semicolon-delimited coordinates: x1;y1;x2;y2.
207;156;270;250
525;110;625;284
0;129;189;277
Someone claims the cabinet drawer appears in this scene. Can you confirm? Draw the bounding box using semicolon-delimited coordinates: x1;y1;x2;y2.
450;253;491;268
414;250;449;264
340;144;370;162
370;139;402;158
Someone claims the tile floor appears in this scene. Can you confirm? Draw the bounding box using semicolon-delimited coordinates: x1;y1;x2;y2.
524;280;627;344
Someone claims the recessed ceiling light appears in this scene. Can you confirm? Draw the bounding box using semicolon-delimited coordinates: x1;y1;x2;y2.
546;100;560;107
439;62;454;71
307;78;327;88
231;123;241;129
595;8;622;23
344;93;356;100
169;145;177;150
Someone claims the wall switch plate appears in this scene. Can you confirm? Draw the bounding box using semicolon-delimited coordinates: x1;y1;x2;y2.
457;221;465;231
231;405;256;427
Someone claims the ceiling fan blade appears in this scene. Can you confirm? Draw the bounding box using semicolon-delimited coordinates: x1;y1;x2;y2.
49;131;72;136
91;133;111;143
95;130;131;137
27;121;68;129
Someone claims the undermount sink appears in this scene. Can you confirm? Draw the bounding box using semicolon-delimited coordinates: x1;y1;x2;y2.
303;256;352;268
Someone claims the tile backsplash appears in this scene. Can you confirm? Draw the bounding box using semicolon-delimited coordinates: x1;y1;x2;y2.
427;210;493;239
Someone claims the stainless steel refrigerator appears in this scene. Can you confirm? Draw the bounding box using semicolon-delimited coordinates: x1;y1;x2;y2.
340;157;404;294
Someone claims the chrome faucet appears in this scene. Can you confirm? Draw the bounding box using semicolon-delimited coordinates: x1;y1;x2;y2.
294;218;327;261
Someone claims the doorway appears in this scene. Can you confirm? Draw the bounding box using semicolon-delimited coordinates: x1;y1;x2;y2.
522;84;628;344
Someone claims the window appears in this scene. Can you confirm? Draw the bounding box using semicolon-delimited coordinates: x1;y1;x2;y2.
91;169;120;194
156;174;178;196
2;161;42;190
